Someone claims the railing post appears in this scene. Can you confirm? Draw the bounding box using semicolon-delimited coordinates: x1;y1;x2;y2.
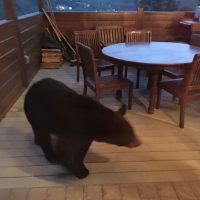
38;0;45;12
3;0;28;86
136;7;144;29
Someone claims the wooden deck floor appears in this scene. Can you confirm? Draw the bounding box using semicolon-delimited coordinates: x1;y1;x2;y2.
0;63;200;199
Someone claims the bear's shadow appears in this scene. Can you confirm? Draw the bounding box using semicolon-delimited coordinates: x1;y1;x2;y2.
19;139;109;182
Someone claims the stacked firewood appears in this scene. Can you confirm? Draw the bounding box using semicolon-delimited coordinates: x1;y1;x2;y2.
41;48;63;69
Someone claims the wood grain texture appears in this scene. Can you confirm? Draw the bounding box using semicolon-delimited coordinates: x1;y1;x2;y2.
0;13;43;119
52;11;193;42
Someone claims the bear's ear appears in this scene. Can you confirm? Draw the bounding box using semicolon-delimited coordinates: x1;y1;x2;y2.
117;104;127;115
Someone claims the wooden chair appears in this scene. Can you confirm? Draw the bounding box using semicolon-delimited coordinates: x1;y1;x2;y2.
74;30;114;82
96;25;125;46
161;33;200;100
125;30;152;88
156;54;200;128
77;42;133;109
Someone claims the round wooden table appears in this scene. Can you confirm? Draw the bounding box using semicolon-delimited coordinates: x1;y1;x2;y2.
102;42;200;114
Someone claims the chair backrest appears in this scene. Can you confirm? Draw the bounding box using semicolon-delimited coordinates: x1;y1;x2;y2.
125;30;152;43
76;42;99;86
187;54;200;91
96;25;125;46
74;30;101;57
190;33;200;46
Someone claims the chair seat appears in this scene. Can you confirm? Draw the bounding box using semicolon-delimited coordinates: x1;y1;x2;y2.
99;75;132;91
96;59;114;71
163;69;184;79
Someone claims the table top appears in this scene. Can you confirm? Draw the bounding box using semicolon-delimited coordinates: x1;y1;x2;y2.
102;42;200;69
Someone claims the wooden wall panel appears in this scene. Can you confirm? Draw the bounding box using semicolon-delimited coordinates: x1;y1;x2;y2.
53;12;137;43
0;21;24;119
52;12;193;42
143;12;193;41
18;13;43;83
0;13;43;120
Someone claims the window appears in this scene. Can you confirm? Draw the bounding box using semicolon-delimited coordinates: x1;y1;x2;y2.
47;0;137;12
140;0;200;11
47;0;200;12
15;0;39;16
0;0;4;20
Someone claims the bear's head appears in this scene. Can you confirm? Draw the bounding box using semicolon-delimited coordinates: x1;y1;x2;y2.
95;104;140;148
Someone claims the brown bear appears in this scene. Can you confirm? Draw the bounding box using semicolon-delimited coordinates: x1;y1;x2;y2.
24;78;140;178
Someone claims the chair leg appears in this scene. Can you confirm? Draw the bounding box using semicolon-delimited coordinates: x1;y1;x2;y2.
172;95;176;101
156;86;162;109
124;66;128;78
95;92;100;102
83;83;87;96
77;65;80;82
111;67;115;75
179;99;186;128
136;69;140;88
128;83;133;110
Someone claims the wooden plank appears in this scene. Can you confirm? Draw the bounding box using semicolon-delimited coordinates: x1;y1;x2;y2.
136;182;159;199
0;165;66;178
0;189;11;200
20;24;42;43
0;171;200;189
0;49;19;72
9;188;29;200
90;142;200;153
0;21;17;42
0;75;24;118
27;188;47;200
155;182;178;200
84;185;103;200
173;182;198;200
18;14;43;31
85;151;200;163
0;148;199;161
22;36;41;54
102;184;121;200
0;71;22;100
47;187;66;200
0;36;18;56
1;140;199;151
189;181;200;198
120;184;140;200
66;186;84;200
1;160;200;176
0;60;20;87
0;156;49;167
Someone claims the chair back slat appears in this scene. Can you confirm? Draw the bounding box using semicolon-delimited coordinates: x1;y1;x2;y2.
96;25;124;45
74;30;101;57
77;42;99;87
125;30;152;42
190;33;200;46
188;54;200;90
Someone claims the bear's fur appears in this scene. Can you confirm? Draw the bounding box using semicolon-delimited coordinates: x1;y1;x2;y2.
24;78;140;178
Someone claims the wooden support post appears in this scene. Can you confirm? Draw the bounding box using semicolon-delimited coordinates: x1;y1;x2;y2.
136;7;144;29
3;0;28;87
38;0;45;12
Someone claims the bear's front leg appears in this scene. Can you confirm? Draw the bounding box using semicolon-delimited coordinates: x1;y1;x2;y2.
67;160;89;179
33;128;58;163
57;136;92;179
